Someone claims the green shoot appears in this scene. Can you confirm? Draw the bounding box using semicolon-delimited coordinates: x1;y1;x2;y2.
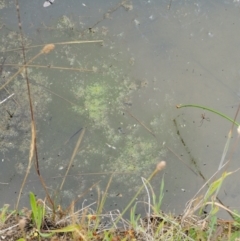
130;205;141;229
152;176;165;215
199;172;231;215
29;192;53;239
0;204;10;222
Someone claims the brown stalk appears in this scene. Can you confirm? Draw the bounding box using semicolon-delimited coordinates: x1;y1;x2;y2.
2;40;103;53
4;63;94;72
166;146;198;176
125;109;156;138
64;181;101;216
94;174;114;230
223;103;240;171
0;50;42;91
0;57;20;107
14;0;54;210
60;128;86;190
16;121;35;209
30;81;78;106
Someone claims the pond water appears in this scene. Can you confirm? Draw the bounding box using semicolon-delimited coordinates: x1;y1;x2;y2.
1;0;240;218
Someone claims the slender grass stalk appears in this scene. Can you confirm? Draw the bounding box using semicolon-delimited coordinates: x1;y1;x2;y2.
16;121;35;210
141;177;151;219
200;171;231;215
4;63;94;72
176;104;240;126
60;128;85;190
0;43;55;91
148;175;165;215
221;105;240;173
130;205;141;229
112;161;166;227
2;40;103;53
94;174;114;230
218;130;232;171
125;109;156;138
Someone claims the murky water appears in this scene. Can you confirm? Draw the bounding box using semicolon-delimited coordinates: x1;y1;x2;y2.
1;0;240;218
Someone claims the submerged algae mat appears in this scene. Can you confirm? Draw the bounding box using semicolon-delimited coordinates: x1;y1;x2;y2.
60;16;168;190
0;10;168;199
41;15;168;190
0;26;51;164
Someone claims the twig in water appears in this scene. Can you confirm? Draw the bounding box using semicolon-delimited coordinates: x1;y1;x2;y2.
125;109;156;138
5;63;94;72
2;40;103;53
0;93;14;105
0;57;6;74
166;146;198;176
14;0;55;211
60;128;86;190
30;80;78;106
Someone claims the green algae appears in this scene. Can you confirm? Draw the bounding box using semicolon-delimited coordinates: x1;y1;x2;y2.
85;83;108;122
0;9;167;192
56;18;167;187
73;83;109;125
0;27;51;155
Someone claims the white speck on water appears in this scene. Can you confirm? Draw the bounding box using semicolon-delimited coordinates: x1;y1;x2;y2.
106;143;116;150
149;15;154;20
208;31;214;37
134;19;140;26
117;32;124;37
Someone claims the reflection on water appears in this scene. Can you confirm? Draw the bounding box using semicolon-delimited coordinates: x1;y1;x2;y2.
1;0;240;217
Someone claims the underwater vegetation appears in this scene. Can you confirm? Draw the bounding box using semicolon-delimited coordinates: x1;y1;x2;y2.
55;18;168;188
17;13;168;189
0;9;168;195
73;82;109;126
0;28;51;156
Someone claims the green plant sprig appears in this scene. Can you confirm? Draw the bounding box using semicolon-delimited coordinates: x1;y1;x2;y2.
176;104;240;126
29;192;53;239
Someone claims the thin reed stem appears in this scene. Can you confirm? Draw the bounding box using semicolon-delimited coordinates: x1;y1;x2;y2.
0;52;42;91
2;40;103;53
4;63;94;72
60;128;85;190
14;0;55;211
113;161;165;227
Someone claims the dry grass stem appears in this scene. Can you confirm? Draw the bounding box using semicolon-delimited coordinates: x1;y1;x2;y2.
5;63;94;72
0;51;41;90
60;128;86;190
2;40;103;53
16;120;35;210
125;109;156;138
